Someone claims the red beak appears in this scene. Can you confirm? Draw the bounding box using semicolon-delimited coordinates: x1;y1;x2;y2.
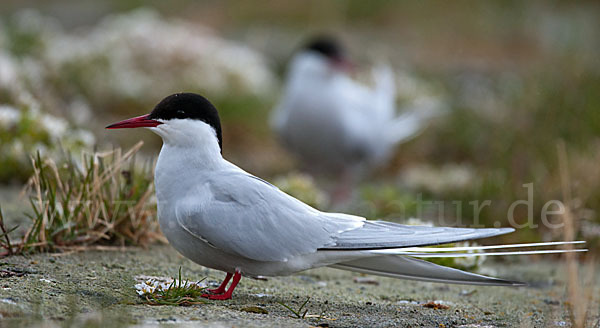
105;115;162;129
332;57;355;73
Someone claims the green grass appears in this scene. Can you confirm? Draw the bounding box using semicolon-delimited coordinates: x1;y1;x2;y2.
142;267;208;306
277;297;311;319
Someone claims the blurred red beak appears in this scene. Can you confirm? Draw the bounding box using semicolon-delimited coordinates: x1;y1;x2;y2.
333;57;355;73
105;115;162;129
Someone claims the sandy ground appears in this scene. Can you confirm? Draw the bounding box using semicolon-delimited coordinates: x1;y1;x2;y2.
0;245;598;327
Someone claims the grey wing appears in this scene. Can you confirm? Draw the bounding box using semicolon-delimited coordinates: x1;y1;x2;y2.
175;171;363;262
321;221;514;250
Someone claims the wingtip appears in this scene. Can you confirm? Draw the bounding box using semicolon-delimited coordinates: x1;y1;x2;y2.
509;280;528;287
470;276;527;287
332;256;532;287
489;277;527;287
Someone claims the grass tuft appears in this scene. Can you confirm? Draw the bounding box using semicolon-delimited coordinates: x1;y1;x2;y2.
277;297;311;319
1;141;163;256
142;267;207;306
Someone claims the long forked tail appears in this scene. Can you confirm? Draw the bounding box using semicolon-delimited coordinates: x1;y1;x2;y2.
331;255;524;286
323;220;586;286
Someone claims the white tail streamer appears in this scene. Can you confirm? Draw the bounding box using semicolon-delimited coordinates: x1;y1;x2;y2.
396;240;586;253
370;248;587;257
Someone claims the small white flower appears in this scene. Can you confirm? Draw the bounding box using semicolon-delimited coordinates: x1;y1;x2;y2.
405;218;434;227
401;164;478;194
134;274;207;296
40;114;68;139
0;105;21;127
32;142;49;157
0;52;19;88
70;129;96;147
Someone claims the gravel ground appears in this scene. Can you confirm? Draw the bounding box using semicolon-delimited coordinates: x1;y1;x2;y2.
0;245;598;327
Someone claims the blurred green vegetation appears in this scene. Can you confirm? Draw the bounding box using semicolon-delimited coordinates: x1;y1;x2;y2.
0;105;94;183
403;68;600;242
0;111;49;182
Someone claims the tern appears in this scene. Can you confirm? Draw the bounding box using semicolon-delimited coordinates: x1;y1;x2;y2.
107;92;585;300
271;36;442;201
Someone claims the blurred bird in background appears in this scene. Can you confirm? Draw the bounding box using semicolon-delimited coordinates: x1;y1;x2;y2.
271;36;444;205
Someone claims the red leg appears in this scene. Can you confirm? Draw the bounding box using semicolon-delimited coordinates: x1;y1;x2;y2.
202;271;241;300
331;168;354;205
206;272;233;295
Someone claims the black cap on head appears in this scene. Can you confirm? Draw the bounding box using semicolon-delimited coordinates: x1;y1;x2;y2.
149;93;223;152
303;36;345;61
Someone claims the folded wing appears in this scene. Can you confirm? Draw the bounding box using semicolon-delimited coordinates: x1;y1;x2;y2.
175;171;364;262
322;220;514;250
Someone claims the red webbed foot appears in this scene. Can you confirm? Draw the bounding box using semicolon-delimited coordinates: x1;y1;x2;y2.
201;293;234;300
202;271;241;300
206;272;233;295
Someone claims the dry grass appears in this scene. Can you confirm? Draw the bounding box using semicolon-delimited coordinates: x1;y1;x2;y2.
557;141;597;328
0;206;18;257
0;141;164;256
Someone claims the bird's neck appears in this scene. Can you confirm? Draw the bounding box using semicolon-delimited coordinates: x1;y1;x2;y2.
154;141;229;206
157;141;226;174
152;119;226;171
289;53;339;83
153;122;229;201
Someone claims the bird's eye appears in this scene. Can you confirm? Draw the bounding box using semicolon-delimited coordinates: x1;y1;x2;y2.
176;110;185;115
